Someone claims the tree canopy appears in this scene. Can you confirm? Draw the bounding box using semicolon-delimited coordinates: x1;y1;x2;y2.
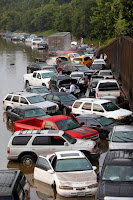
0;0;132;40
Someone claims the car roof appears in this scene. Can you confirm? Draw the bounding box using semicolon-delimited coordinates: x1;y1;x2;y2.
77;98;110;104
104;150;133;165
51;75;73;80
77;114;102;119
98;79;118;83
13;105;43;111
14;129;64;136
8;91;42;97
73;55;90;59
26;86;47;89
0;170;21;196
48;92;73;96
113;125;133;132
55;150;85;160
41;115;71;122
32;70;54;73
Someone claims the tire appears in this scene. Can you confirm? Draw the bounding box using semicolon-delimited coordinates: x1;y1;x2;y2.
63;107;67;115
6;106;12;111
20;154;36;167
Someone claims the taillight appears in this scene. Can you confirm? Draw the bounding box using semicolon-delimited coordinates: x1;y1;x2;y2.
3;100;4;104
96;93;98;97
71;108;72;112
48;81;49;84
120;92;121;96
7;147;10;154
82;78;85;80
83;62;84;64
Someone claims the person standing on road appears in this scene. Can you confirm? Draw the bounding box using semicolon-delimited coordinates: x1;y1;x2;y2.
86;78;93;97
70;82;76;95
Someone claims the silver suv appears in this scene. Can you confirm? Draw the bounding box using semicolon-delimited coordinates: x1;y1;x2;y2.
3;91;59;115
7;130;99;166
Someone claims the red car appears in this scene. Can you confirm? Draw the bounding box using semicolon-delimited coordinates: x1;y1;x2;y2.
13;115;100;143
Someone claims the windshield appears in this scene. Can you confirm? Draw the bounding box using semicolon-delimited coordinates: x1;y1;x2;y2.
102;165;133;181
56;118;80;131
102;102;119;111
76;65;89;71
43;68;57;72
25;108;46;118
42;72;55;79
112;131;133;142
60;94;77;102
62;132;77;144
27;95;44;104
97;117;113;126
55;158;92;172
32;88;49;94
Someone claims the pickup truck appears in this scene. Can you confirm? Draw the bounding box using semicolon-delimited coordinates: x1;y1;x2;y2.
13;115;100;144
23;70;55;88
95;79;121;98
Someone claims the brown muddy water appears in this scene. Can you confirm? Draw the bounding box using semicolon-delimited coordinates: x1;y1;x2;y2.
0;36;108;200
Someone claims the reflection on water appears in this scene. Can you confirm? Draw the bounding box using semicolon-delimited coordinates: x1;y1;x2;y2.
0;36;108;200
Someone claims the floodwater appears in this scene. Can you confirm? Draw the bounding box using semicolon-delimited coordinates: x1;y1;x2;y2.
0;36;108;200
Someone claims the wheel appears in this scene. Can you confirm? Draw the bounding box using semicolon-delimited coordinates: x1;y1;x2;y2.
26;80;30;88
20;154;35;167
63;107;67;115
6;106;12;111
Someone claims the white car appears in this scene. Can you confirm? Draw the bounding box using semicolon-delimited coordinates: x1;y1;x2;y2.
92;58;106;65
108;125;133;150
31;38;44;45
71;98;132;123
68;52;80;61
34;150;98;197
95;79;120;98
98;70;114;79
23;70;55;88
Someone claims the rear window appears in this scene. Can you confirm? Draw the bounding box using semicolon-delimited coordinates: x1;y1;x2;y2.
12;136;31;145
98;82;119;91
74;58;82;62
73;101;82;108
5;95;12;101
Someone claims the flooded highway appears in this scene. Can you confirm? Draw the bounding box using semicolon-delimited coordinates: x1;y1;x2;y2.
0;36;108;200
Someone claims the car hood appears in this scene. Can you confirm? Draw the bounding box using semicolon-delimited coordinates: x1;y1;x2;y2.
74;138;96;147
62;101;75;107
65;126;98;139
58;79;77;87
56;170;97;187
98;181;133;198
106;108;132;119
33;101;57;108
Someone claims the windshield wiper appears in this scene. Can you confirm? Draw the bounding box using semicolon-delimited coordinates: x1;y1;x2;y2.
122;136;133;142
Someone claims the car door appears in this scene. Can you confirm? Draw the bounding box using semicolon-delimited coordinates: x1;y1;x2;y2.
31;72;37;85
92;103;105;116
80;102;92;114
34;156;54;185
12;108;22;121
11;96;20;109
36;73;42;86
53;95;62;110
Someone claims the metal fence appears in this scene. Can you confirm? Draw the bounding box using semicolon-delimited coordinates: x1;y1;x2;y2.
99;36;133;110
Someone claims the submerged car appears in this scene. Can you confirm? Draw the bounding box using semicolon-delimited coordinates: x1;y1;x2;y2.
34;151;98;197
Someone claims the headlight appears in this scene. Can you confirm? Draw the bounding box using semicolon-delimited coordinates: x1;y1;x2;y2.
59;185;73;190
88;183;98;188
118;116;125;119
56;104;59;109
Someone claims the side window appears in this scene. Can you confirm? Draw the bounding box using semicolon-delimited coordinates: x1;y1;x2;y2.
33;72;37;78
20;97;28;104
5;95;12;101
44;121;56;130
32;136;51;145
53;95;60;101
51;136;65;145
12;96;19;103
73;101;82;108
36;157;51;171
12;136;31;145
93;104;104;112
82;103;92;110
37;73;41;79
73;66;78;71
46;94;53;101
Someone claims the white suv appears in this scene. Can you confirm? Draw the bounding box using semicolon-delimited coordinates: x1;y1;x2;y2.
7;129;99;166
3;91;59;114
71;98;132;123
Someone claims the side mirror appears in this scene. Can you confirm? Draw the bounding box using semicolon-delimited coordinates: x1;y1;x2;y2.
80;122;85;125
92;166;97;171
48;169;54;174
64;142;69;146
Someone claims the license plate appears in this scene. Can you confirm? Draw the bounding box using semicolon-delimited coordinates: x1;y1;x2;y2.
77;192;85;196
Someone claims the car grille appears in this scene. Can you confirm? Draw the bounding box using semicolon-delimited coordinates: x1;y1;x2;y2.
47;106;56;111
85;134;99;141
